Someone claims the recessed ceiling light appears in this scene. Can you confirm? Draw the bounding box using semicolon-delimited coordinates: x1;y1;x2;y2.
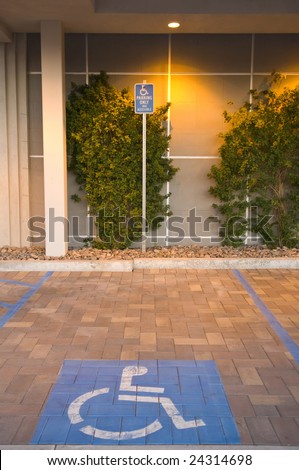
168;22;180;29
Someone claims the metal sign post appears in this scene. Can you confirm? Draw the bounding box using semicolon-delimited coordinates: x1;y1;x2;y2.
142;112;147;254
134;82;154;253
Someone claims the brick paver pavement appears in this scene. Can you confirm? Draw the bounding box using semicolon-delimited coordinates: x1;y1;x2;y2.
0;269;299;445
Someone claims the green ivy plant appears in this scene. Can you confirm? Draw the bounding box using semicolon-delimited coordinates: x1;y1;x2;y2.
66;73;177;249
208;74;299;247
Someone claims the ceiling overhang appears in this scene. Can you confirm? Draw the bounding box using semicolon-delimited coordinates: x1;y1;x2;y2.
1;0;299;42
93;0;299;15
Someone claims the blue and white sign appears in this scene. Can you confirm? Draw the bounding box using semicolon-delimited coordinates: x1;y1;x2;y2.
135;83;154;114
31;360;240;445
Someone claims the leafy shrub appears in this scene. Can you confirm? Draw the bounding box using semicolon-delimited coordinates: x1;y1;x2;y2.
67;73;177;248
208;74;299;247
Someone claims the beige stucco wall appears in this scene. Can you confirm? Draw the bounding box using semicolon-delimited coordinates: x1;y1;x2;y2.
26;33;299;247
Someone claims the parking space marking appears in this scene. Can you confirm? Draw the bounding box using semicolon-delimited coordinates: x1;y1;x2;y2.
0;301;13;308
0;278;34;287
233;269;299;364
0;271;53;328
31;360;240;445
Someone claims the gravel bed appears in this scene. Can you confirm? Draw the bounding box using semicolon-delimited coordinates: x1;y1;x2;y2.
0;245;299;261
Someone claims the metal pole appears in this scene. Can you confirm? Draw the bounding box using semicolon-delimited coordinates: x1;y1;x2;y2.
142;112;147;253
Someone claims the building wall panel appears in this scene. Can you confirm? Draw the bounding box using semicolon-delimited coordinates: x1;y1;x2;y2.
26;33;299;247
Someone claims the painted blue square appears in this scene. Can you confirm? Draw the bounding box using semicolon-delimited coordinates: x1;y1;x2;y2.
31;360;240;445
56;373;76;385
42;393;69;416
177;366;199;376
221;417;242;444
95;376;117;390
62;360;82;374
94;416;122;445
145;417;172;444
136;401;159;417
179;374;200;386
160;402;184;418
119;416;147;445
203;374;222;384
178;392;206;405
158;367;178;384
172;419;200;444
31;416;48;444
66;418;97;445
36;417;71;445
76;367;97;383
198;417;226;444
138;360;158;369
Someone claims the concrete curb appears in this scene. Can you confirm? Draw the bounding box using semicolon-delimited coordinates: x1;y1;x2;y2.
0;260;133;272
0;257;299;271
133;257;299;270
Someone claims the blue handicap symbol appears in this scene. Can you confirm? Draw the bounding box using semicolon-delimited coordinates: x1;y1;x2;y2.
31;360;240;445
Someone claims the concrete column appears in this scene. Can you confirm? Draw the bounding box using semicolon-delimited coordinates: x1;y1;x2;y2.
0;44;10;246
6;38;21;246
0;35;30;247
41;21;68;256
17;34;30;246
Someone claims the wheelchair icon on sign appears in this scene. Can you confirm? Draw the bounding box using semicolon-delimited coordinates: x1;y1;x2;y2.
139;85;149;96
68;365;206;440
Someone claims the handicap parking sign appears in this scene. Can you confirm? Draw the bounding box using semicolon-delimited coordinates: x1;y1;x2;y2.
135;83;154;114
31;360;240;445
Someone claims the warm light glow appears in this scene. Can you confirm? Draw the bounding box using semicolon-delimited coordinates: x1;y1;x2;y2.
168;22;180;29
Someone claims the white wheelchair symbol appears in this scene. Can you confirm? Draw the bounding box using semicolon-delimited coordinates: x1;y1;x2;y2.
68;366;206;440
139;86;149;96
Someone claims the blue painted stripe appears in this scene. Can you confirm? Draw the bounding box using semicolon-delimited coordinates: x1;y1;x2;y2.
233;269;299;365
0;271;53;328
0;278;34;287
0;301;13;308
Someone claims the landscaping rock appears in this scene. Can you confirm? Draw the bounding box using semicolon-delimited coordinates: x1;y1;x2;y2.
0;245;299;260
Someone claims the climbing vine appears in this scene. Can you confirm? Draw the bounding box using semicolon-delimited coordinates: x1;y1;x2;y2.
208;74;299;247
66;73;177;248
